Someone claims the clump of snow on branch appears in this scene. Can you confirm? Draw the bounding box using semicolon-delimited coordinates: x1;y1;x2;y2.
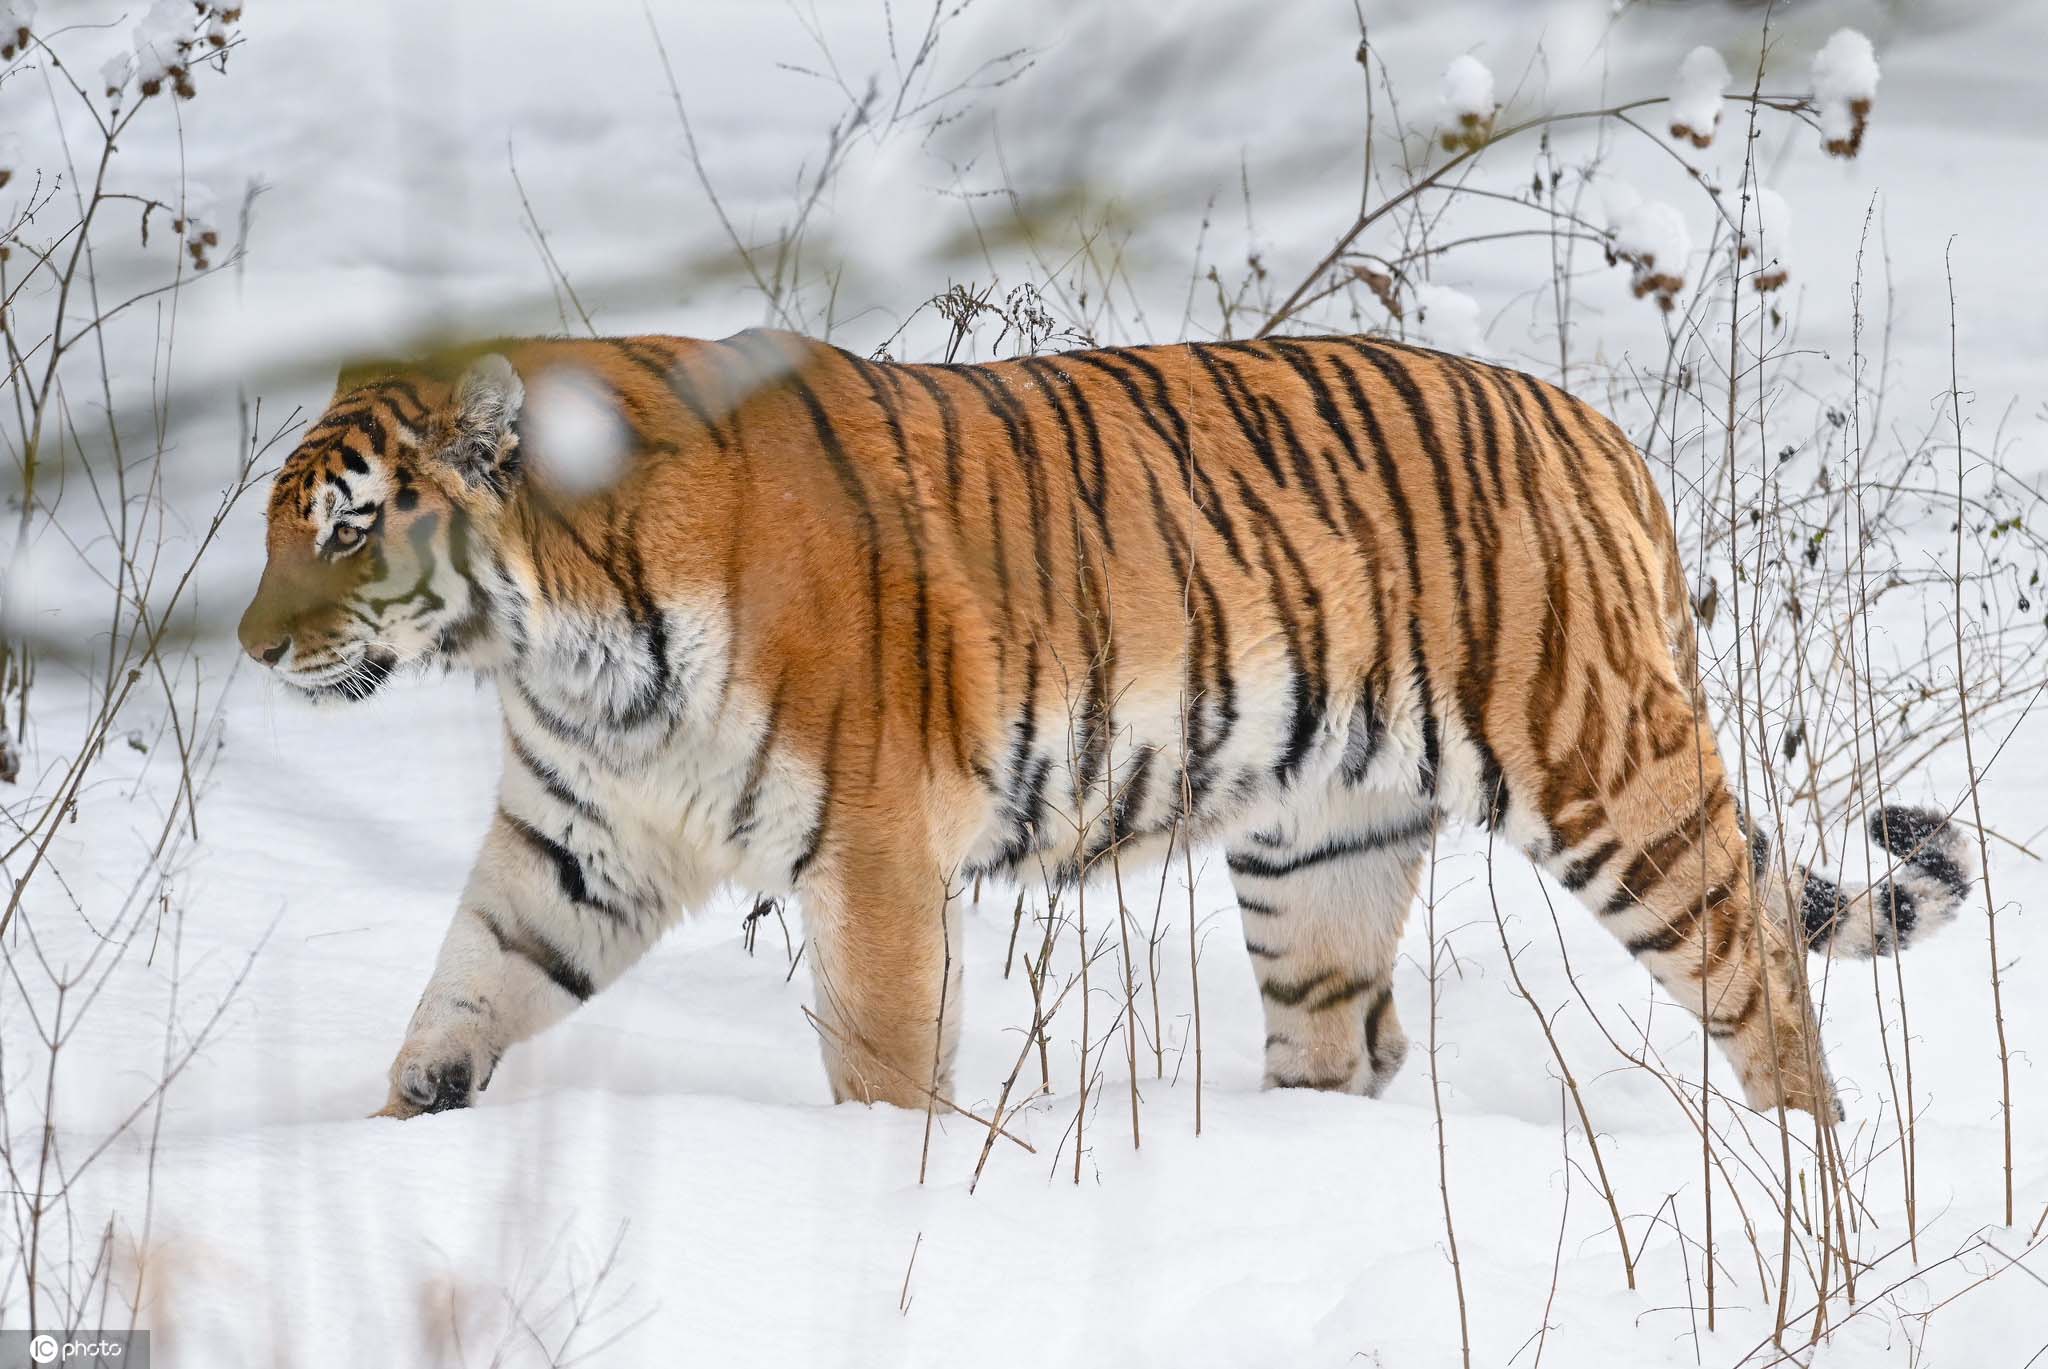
526;367;631;496
130;0;242;101
0;0;33;60
1603;183;1691;311
1740;187;1792;293
1439;54;1495;152
172;184;221;269
1812;28;1879;158
101;52;134;103
1667;46;1731;148
1411;283;1482;355
134;0;194;97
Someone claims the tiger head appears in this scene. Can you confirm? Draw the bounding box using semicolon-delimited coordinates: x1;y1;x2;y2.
237;353;526;701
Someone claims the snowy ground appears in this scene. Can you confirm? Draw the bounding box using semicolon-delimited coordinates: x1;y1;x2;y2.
6;1;2047;1365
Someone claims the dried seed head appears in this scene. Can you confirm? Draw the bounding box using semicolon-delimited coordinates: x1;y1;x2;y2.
1351;265;1403;319
1822;97;1872;158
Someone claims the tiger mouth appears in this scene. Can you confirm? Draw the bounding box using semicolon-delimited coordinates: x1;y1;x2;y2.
289;648;398;703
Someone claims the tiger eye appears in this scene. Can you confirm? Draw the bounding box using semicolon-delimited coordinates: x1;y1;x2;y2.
332;524;361;548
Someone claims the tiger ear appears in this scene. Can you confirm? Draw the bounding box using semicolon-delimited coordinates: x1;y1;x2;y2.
445;354;525;489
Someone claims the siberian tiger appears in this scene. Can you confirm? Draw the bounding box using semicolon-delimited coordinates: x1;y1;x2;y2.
238;330;1974;1121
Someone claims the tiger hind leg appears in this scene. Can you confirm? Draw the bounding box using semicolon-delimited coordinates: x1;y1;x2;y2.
1227;788;1434;1096
1538;701;1837;1118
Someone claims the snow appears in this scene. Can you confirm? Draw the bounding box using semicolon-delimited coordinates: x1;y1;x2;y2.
0;0;31;59
1411;282;1482;354
100;51;133;101
1440;53;1495;149
1667;45;1732;148
1441;53;1495;124
1812;28;1880;156
522;364;631;496
6;1;2048;1366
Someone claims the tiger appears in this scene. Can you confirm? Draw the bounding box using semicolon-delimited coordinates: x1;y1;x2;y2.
237;329;1975;1122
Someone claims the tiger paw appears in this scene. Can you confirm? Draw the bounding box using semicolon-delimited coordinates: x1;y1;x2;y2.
375;1039;488;1119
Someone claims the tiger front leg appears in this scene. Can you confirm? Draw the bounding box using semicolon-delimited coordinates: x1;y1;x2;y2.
377;805;662;1118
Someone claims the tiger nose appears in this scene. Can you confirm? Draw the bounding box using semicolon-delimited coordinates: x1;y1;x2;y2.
237;600;292;669
243;632;291;668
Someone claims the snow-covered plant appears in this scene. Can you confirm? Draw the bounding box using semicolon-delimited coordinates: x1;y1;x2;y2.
1812;28;1879;158
133;0;194;97
171;185;221;269
101;51;133;104
0;0;32;60
1439;54;1495;152
0;0;277;1337
1741;186;1792;292
1667;46;1731;148
129;0;244;100
1602;184;1691;310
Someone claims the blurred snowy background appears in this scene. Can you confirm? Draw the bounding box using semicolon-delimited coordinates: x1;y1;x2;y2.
2;1;2045;1365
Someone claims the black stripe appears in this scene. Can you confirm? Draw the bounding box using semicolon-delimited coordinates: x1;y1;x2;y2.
475;907;593;1001
1625;916;1693;957
502;809;625;922
853;358;936;758
613;339;730;451
507;732;608;828
1260;970;1336;1007
902;365;966;519
1364;984;1396;1064
733;334;888;715
730;677;788;842
1068;348;1248;568
1228;468;1328;784
958;365;1057;619
1226;813;1433;880
1193;346;1291;489
791;696;846;881
1560;839;1622;892
1020;356;1115;552
1307;975;1377;1013
1340;689;1384;785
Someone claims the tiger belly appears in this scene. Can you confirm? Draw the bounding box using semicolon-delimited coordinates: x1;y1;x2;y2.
952;650;1514;883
